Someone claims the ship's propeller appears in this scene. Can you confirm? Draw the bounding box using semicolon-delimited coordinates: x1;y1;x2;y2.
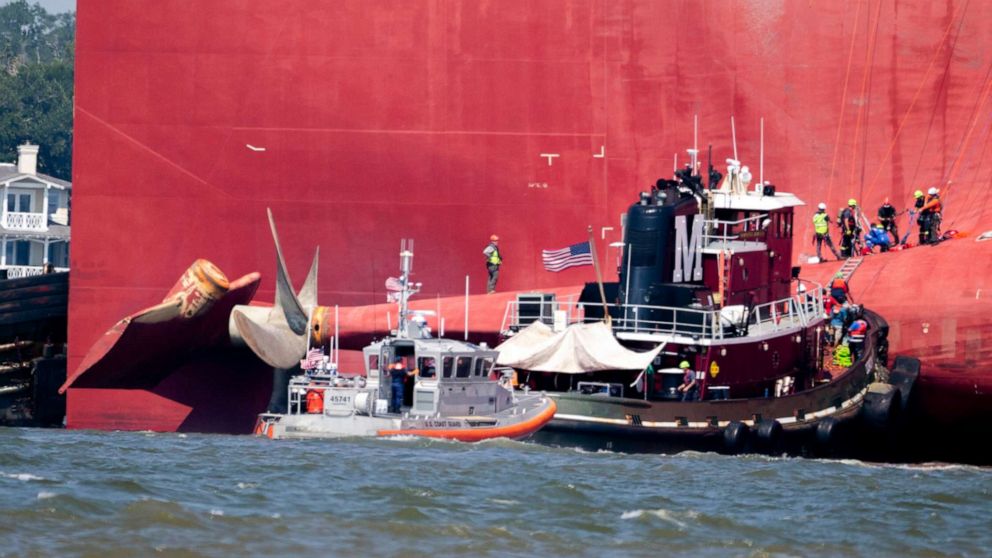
229;208;318;369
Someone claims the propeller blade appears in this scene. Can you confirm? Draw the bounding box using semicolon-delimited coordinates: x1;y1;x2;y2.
231;307;305;369
297;246;319;309
267;208;308;335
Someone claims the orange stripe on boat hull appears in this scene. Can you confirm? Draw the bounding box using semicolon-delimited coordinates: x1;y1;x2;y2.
377;399;557;442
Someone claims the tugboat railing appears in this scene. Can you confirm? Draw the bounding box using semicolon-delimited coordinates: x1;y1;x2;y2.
700;213;769;244
503;283;826;341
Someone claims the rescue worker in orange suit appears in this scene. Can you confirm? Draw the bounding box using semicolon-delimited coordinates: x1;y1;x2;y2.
830;272;851;305
913;190;928;244
388;357;418;413
877;198;898;244
920;187;943;244
306;384;324;414
483;234;502;294
812;203;841;261
838;199;860;258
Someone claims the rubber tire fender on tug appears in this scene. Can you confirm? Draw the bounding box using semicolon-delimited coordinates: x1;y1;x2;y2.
722;421;750;454
755;419;783;454
815;416;842;453
862;384;902;432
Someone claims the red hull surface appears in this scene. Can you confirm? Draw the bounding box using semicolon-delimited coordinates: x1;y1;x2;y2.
70;1;992;433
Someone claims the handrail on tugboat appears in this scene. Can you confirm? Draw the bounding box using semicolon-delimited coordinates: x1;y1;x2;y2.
501;281;826;342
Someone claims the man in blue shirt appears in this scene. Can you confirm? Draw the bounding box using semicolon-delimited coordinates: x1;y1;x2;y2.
388;357;417;413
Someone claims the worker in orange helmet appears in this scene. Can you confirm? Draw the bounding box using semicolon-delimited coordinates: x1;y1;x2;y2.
483;234;503;294
877;197;898;243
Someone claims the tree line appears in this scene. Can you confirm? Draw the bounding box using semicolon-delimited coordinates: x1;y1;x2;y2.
0;0;74;181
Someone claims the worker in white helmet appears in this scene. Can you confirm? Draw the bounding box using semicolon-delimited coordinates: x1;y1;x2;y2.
812;202;841;261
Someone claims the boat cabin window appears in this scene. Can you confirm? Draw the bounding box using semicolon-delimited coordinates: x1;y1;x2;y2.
455;357;472;378
367;355;379;375
442;356;454;378
417;357;437;378
475;357;494;378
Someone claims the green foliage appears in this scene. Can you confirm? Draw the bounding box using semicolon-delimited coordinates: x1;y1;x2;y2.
0;1;74;181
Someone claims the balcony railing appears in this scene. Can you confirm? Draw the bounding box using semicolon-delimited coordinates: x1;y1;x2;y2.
1;265;69;279
2;211;47;232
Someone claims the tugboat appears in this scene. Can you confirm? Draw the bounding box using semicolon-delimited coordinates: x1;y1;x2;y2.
499;149;917;455
255;240;556;441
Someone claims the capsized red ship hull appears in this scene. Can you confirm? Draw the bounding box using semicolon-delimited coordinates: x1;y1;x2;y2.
70;1;992;433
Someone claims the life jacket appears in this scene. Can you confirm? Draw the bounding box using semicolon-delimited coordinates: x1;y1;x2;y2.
306;388;323;414
832;344;852;367
812;212;829;234
848;319;868;341
922;195;942;214
486;243;502;265
831;277;848;291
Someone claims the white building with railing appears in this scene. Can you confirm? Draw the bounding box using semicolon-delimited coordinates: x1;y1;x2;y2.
0;143;70;279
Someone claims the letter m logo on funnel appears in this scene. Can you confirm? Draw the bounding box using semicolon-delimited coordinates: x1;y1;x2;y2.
673;215;703;282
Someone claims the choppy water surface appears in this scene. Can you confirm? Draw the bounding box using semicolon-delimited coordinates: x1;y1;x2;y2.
1;428;989;557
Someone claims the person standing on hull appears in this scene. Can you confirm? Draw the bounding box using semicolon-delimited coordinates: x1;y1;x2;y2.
877;198;898;244
838;199;861;258
914;190;929;245
388;357;417;413
921;187;943;244
812;202;841;261
483;234;502;294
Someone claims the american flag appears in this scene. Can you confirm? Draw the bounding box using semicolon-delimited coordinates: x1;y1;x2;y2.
542;241;593;272
385;276;403;302
300;348;324;370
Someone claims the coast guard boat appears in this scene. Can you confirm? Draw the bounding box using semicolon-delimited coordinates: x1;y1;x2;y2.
255;241;555;441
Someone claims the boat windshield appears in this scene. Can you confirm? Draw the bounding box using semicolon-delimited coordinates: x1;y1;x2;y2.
455;357;472;378
475;357;494;378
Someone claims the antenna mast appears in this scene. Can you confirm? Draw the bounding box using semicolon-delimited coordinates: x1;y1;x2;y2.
731;115;738;162
397;238;420;338
760;117;765;184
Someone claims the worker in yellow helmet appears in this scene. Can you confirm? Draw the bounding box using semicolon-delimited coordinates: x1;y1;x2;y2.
676;360;699;401
914;189;931;245
837;199;860;258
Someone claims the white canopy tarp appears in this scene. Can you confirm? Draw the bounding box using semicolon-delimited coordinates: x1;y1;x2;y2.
495;321;664;373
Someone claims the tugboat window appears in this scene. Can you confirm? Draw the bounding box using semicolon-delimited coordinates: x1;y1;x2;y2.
456;357;472;378
442;357;454;378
